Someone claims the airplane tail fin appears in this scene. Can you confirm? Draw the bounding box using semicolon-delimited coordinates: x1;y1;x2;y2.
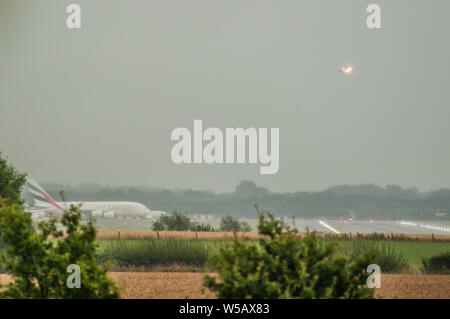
26;178;65;211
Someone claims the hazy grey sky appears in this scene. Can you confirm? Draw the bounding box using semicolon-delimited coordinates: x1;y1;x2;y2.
1;0;449;193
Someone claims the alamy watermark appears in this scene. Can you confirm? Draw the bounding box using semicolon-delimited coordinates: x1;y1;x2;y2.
170;120;280;174
66;264;81;289
65;3;381;30
366;264;381;288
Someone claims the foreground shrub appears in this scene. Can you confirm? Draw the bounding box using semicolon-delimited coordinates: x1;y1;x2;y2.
422;252;450;274
0;201;119;298
0;152;27;205
204;206;375;299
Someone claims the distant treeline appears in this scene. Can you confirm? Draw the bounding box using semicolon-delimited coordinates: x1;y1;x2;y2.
39;181;450;220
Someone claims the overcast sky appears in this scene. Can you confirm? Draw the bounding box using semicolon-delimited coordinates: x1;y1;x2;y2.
1;0;449;193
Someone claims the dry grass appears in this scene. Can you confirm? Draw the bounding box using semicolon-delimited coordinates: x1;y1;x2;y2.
108;272;216;299
322;233;450;242
374;274;450;299
96;230;262;241
110;273;450;299
96;230;450;242
1;273;449;298
0;274;13;286
0;273;216;298
108;264;205;273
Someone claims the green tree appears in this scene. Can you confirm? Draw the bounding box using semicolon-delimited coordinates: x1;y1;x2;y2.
204;206;375;299
235;180;269;198
0;200;120;298
152;219;165;231
152;211;192;231
0;153;26;205
220;215;251;232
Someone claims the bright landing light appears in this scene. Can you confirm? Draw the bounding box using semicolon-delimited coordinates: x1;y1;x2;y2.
341;66;355;74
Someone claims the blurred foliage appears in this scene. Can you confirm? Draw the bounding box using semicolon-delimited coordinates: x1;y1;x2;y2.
0;201;119;298
0;152;26;205
204;206;375;299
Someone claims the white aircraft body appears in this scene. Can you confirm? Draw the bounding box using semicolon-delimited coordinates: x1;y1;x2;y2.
26;178;165;219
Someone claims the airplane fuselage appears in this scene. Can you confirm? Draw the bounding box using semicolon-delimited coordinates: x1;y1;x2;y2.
25;178;164;219
62;201;153;217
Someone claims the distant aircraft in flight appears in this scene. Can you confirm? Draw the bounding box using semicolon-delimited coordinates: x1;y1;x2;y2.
25;178;165;219
339;65;356;74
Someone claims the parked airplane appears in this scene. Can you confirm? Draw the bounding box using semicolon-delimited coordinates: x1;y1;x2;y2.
25;178;165;219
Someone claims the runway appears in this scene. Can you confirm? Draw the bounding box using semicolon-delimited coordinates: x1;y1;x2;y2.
96;216;450;235
239;217;450;235
289;219;450;235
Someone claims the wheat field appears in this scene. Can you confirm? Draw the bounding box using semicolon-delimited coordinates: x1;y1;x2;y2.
96;230;450;242
109;273;450;299
2;273;448;298
96;230;262;241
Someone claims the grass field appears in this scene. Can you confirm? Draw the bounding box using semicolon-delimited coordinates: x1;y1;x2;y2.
107;273;450;299
378;241;450;267
98;239;210;270
337;240;450;268
97;237;450;272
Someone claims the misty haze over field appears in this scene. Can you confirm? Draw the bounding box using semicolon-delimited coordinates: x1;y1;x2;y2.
1;1;450;193
29;180;449;221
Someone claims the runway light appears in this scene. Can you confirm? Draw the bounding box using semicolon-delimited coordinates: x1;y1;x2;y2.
400;221;450;232
318;220;340;234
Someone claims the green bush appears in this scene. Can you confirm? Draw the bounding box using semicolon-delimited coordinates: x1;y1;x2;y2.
220;215;251;232
204;207;375;299
152;211;192;231
422;252;450;274
152;212;216;232
190;223;216;232
336;240;410;273
0;201;119;298
152;219;165;231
